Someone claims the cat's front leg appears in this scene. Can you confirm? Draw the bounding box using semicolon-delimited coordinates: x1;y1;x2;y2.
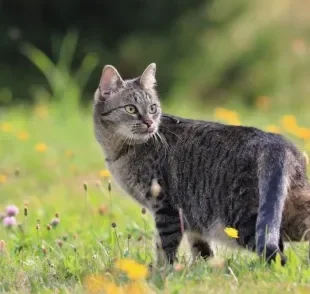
154;207;182;267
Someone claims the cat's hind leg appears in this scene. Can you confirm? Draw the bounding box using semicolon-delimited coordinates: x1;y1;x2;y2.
256;146;289;265
235;213;285;255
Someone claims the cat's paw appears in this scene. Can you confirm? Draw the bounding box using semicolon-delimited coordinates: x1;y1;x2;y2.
258;244;287;266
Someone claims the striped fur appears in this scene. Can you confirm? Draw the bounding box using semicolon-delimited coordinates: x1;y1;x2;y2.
93;64;310;267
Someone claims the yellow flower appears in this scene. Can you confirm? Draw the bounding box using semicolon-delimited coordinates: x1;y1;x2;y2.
214;108;241;126
280;115;310;140
99;169;111;178
227;117;241;126
0;174;7;184
0;122;12;133
281;115;298;132
124;282;150;294
295;127;310;140
265;125;281;134
16;131;29;141
224;227;239;238
35;143;47;153
115;259;148;280
84;275;122;294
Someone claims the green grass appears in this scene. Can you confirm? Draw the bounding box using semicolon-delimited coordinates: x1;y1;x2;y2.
1;101;310;294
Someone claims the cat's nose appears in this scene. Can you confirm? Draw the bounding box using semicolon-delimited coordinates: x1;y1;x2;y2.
142;119;153;128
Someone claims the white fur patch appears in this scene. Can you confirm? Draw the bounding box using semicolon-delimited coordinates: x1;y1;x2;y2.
203;219;240;249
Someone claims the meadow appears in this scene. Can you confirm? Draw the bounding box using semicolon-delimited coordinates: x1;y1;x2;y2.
1;96;310;294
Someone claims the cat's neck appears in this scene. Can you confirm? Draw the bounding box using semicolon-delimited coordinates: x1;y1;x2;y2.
99;136;133;162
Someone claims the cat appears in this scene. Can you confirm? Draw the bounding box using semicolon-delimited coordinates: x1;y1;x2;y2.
93;63;310;267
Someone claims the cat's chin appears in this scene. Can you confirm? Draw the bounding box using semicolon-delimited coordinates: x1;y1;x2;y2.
131;132;156;144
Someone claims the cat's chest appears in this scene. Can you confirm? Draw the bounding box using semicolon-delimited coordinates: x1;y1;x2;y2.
108;158;151;206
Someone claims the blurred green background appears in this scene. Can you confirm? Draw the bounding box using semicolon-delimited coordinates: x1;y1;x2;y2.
1;0;310;110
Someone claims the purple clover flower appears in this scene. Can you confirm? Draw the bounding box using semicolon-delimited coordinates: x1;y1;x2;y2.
6;205;19;217
50;218;60;228
3;216;17;228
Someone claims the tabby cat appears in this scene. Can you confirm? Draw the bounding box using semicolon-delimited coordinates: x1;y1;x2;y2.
93;63;310;266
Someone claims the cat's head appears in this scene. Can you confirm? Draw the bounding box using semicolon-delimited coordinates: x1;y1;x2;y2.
93;63;161;145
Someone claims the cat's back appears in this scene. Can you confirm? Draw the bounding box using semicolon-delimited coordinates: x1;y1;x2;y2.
160;114;300;155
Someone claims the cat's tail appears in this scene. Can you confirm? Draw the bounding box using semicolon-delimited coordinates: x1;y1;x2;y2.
255;145;289;265
282;185;310;242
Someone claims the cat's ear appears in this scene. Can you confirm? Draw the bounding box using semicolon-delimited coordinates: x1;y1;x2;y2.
97;65;124;101
140;63;156;90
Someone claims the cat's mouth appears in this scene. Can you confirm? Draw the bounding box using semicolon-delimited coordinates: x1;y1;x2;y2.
140;125;156;134
131;125;157;141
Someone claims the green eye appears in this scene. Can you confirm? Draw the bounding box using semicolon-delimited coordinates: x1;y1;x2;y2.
125;105;137;114
149;104;157;114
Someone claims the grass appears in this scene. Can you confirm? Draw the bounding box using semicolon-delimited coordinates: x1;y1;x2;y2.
1;100;310;294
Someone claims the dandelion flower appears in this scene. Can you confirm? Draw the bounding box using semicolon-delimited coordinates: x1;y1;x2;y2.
214;108;240;125
124;282;150;294
295;127;310;140
35;143;47;153
6;205;19;216
115;259;149;280
228;117;241;126
99;169;110;178
16;131;29;141
281;115;298;132
0;122;12;133
3;216;17;228
84;275;122;294
224;227;239;238
265;125;281;134
0;174;7;184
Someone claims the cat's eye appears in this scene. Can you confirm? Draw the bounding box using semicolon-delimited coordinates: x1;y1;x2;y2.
125;105;137;114
149;104;157;114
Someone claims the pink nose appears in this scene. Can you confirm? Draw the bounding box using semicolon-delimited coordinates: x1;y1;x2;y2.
142;119;153;128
